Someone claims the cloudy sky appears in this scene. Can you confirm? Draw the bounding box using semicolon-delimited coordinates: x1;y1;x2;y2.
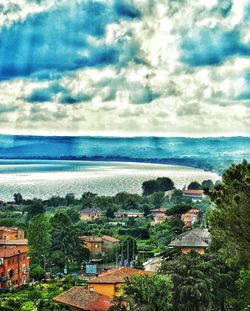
0;0;249;137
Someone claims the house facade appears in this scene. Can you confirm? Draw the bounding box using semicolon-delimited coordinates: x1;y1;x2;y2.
181;209;200;227
182;190;204;201
80;208;102;221
168;228;210;254
114;211;144;218
0;227;30;289
53;267;152;310
81;236;119;257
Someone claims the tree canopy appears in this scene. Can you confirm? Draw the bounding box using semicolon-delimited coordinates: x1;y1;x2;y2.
124;274;173;311
208;160;250;266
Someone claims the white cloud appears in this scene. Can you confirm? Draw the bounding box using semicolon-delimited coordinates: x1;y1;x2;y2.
0;0;249;136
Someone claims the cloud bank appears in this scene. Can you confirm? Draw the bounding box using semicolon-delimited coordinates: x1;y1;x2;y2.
0;0;249;136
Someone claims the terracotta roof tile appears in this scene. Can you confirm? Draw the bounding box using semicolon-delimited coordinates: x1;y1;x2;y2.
183;190;204;195
89;267;153;284
102;236;119;243
53;287;112;311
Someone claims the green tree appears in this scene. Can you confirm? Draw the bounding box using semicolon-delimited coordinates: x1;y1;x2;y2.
106;207;115;218
30;265;45;281
81;192;97;209
51;212;90;265
65;193;76;205
187;181;203;190
124;274;173;311
201;179;214;190
150;192;165;207
161;252;236;311
166;204;193;216
143;203;151;216
156;177;175;192
66;208;80;223
208;160;250;266
26;199;45;219
14;192;23;204
142;180;158;196
50;250;66;271
28;214;51;266
236;265;250;310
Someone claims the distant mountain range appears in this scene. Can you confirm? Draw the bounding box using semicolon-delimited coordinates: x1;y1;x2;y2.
0;135;249;174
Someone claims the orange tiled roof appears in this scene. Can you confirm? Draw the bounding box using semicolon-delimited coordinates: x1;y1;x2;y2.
183;190;204;195
81;236;103;243
102;235;119;243
53;287;112;311
86;294;112;311
89;267;152;284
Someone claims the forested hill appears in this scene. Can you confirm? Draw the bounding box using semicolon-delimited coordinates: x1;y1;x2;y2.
0;135;249;174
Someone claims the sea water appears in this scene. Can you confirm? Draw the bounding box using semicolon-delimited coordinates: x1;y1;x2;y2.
0;160;219;201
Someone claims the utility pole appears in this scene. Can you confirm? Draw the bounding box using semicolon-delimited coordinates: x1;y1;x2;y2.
121;243;124;266
127;240;129;266
41;255;46;272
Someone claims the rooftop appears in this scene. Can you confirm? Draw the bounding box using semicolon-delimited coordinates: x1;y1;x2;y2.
81;236;103;243
53;287;112;311
169;228;210;248
183;190;204;195
151;208;167;212
181;209;200;215
102;235;119;243
80;208;101;214
89;266;152;284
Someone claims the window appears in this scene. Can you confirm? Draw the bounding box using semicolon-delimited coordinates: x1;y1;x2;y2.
94;244;99;248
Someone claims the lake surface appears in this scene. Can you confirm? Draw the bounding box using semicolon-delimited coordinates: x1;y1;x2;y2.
0;160;219;201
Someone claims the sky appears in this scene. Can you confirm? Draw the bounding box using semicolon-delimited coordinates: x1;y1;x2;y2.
0;0;249;137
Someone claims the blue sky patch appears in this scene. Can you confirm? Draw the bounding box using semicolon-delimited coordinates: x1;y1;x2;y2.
0;1;139;80
181;28;250;66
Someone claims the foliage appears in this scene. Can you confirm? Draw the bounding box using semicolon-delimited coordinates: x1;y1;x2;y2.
30;265;45;281
201;179;214;190
166;204;193;216
124;274;173;311
235;265;250;310
0;279;72;311
187;181;202;190
50;250;66;271
208;160;250;265
161;251;237;311
14;193;23;204
142;177;174;196
51;211;90;264
28;214;51;266
26;199;45;219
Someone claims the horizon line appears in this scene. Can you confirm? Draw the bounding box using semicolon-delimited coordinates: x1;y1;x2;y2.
0;133;250;139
